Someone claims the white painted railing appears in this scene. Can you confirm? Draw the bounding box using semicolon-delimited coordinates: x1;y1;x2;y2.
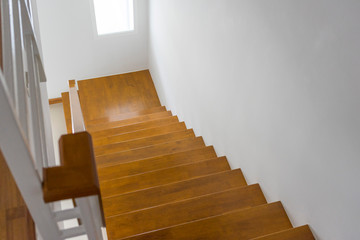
0;0;106;239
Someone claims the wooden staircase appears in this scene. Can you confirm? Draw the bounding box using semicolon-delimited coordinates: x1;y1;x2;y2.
61;70;315;240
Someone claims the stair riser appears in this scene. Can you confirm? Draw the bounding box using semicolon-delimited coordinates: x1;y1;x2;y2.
94;130;195;156
106;184;266;239
122;202;292;240
97;147;217;181
87;110;173;132
93;122;186;146
102;169;247;216
100;157;231;197
96;137;206;167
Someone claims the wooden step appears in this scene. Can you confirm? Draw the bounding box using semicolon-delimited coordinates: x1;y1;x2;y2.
77;70;161;123
88;111;173;133
93;122;187;146
122;202;292;240
106;184;266;239
87;106;167;126
90;115;177;139
100;157;230;197
251;225;314;240
94;129;195;156
102;169;246;216
61;92;72;134
98;147;217;181
96;137;206;167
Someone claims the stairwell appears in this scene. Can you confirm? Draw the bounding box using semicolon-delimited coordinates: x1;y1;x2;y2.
61;70;315;239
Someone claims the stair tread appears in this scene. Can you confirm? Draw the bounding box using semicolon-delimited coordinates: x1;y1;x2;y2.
251;225;314;240
100;157;230;197
87;106;167;126
102;169;246;216
98;147;217;181
106;184;266;239
122;202;292;240
96;137;205;167
77;70;161;123
94;129;195;156
93;121;186;146
90;114;177;139
88;111;173;133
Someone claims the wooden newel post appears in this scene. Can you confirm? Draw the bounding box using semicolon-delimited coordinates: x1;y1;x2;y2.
42;131;105;226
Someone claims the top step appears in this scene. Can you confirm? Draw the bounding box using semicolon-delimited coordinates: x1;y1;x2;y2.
77;70;161;122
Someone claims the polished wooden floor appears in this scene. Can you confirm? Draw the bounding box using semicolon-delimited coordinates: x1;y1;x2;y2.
0;150;36;240
77;70;161;125
61;71;315;240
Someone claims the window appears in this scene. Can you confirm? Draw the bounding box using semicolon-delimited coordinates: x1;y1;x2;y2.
93;0;134;35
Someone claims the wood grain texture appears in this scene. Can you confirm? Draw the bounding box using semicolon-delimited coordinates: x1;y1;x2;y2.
66;71;314;239
61;92;72;134
97;146;217;181
90;114;176;139
0;150;36;240
106;184;266;239
96;137;206;167
123;202;292;240
93;121;186;146
48;97;62;105
77;70;161;122
102;169;246;216
87;106;166;126
68;79;76;88
42;132;100;202
251;225;315;240
94;129;195;156
100;157;230;197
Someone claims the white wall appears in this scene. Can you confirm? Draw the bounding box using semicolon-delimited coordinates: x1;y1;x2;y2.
36;0;149;98
148;0;360;239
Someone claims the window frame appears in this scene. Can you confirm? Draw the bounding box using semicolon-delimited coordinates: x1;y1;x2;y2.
89;0;137;38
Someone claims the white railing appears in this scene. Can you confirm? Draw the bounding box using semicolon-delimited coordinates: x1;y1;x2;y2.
0;0;106;239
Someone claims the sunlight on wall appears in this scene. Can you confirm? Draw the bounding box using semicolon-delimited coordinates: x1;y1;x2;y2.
93;0;134;35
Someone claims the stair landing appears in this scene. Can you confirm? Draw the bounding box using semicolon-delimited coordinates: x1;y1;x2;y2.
77;70;161;125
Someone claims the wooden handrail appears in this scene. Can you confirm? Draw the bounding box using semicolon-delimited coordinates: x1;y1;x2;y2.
42;132;99;202
42;80;106;232
43;80;99;202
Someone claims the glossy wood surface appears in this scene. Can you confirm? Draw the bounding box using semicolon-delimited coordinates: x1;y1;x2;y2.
90;114;176;139
61;92;72;134
102;169;247;216
251;225;315;240
93;121;186;146
97;147;217;181
94;129;195;156
48;97;62;105
0;150;36;240
96;137;205;167
77;70;161;122
87;106;166;126
42;132;100;202
106;184;266;239
100;157;230;197
123;202;292;240
60;72;314;239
